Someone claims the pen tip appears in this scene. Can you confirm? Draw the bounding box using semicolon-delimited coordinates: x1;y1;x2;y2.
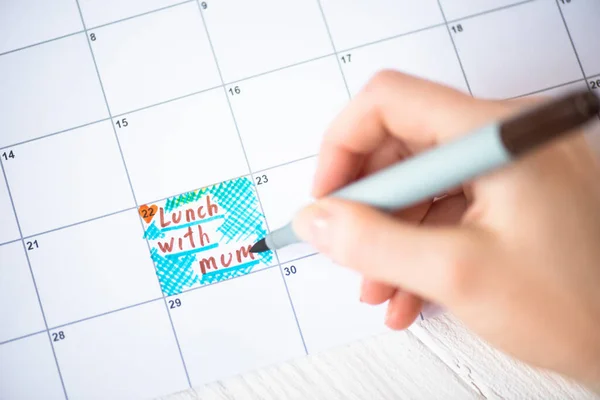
250;238;269;253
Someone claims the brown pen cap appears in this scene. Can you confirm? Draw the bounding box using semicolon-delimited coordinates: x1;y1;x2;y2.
500;90;599;157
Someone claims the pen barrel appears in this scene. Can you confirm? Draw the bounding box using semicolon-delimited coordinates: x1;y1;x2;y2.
266;124;511;251
331;123;511;210
264;90;599;251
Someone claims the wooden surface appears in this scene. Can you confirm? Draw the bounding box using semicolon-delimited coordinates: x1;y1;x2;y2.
159;127;600;400
158;313;598;400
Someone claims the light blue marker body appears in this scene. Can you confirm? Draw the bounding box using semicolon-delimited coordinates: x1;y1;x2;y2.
265;123;511;250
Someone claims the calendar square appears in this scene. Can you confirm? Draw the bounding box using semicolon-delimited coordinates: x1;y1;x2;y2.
79;0;185;28
341;26;469;105
202;0;333;82
0;333;65;400
0;0;82;54
233;57;348;172
53;301;189;399
0;242;46;343
438;0;526;21
28;210;162;328
90;2;221;116
170;267;306;386
117;88;248;205
320;0;443;51
282;255;387;353
559;0;600;77
0;33;109;148
256;157;318;264
3;121;135;237
0;172;20;244
451;1;582;99
141;176;275;297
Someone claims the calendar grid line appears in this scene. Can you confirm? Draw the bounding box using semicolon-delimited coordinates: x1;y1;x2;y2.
6;152;317;244
19;203;139;241
171;264;279;297
0;1;544;154
0;117;111;152
444;0;536;24
554;0;592;92
315;0;351;98
73;0;193;388
2;64;595;246
112;84;223;119
0;1;577;156
0;159;69;399
553;2;600;121
254;154;318;176
0;238;22;247
226;53;336;87
337;22;446;54
1;252;320;349
49;296;163;331
196;2;309;356
315;0;421;322
0;0;536;62
47;264;278;332
9;157;314;243
0;30;84;57
436;0;473;96
0;0;195;58
509;77;587;99
87;0;195;32
278;252;320;266
0;329;47;347
1;3;598;397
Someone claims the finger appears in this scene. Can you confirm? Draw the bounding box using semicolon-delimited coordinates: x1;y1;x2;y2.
385;290;423;330
360;278;396;305
360;137;435;224
379;194;469;316
357;136;411;179
358;200;432;306
293;197;491;305
312;71;512;197
358;169;432;307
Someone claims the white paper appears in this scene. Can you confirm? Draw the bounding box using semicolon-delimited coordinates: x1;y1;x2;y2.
1;1;599;398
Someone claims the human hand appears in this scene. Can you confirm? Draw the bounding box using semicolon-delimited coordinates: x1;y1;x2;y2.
292;71;600;388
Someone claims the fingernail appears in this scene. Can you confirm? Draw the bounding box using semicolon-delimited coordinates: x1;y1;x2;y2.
293;202;332;252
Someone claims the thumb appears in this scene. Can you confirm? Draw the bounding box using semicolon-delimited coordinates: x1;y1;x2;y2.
292;198;489;305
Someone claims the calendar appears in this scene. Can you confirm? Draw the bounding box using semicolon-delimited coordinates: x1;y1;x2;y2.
1;0;598;399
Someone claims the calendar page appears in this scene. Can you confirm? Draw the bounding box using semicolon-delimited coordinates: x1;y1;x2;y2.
1;1;599;399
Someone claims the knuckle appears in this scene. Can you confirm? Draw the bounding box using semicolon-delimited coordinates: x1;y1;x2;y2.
364;69;398;94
